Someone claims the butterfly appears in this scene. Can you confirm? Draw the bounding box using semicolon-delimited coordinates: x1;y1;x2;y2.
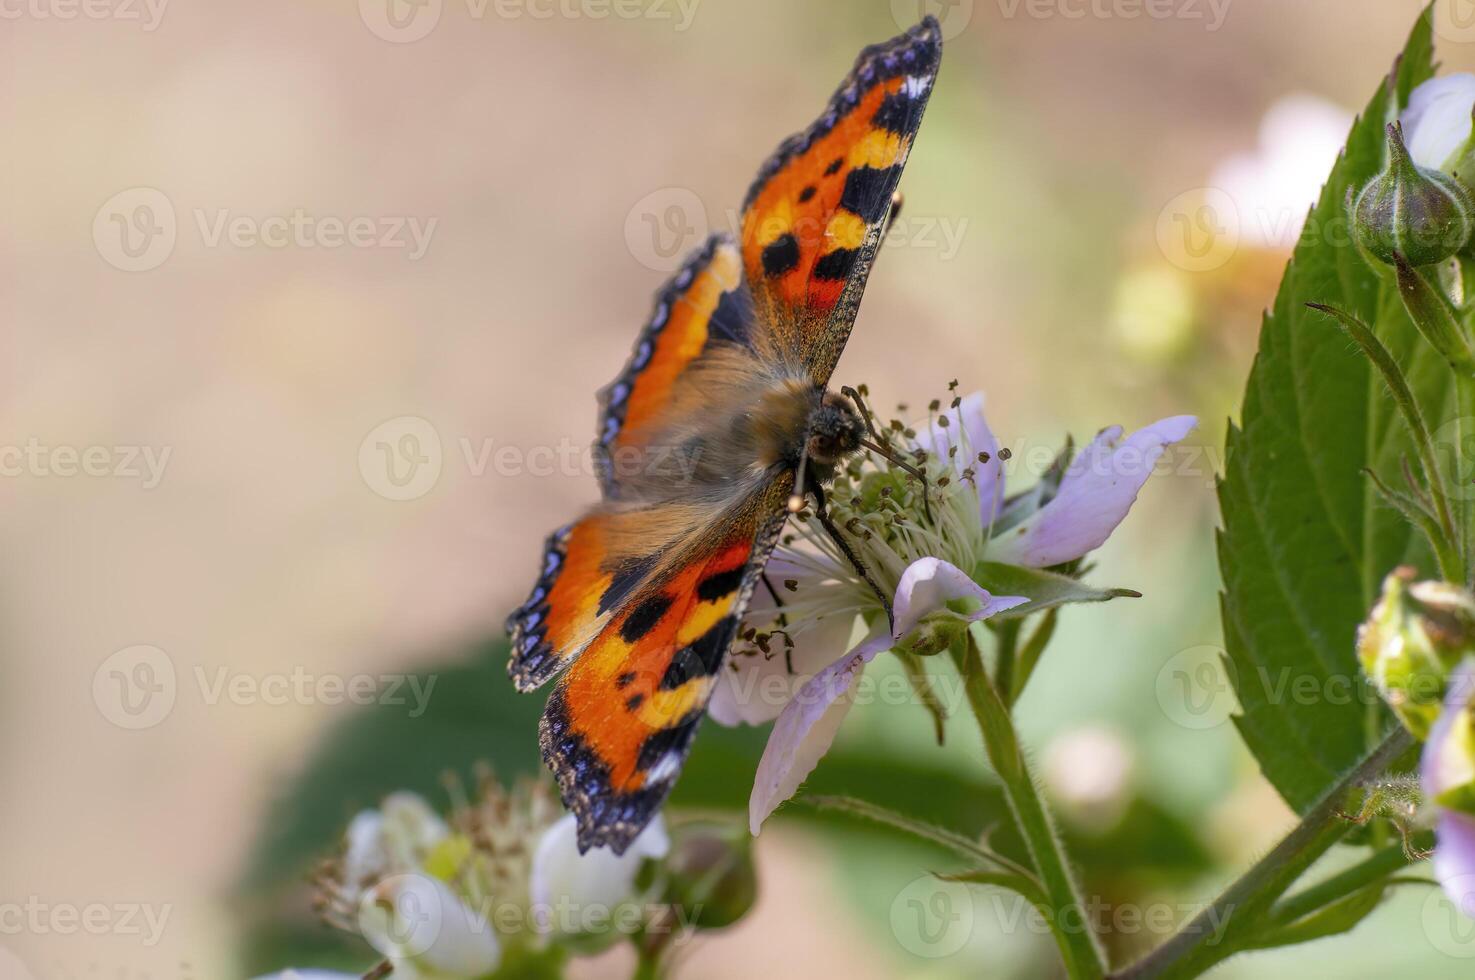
507;17;943;853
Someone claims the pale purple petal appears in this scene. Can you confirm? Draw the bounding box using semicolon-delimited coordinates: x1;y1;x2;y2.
748;629;893;834
1436;811;1475;920
893;557;1028;637
1402;74;1475;170
1423;660;1475;798
988;416;1197;568
912;391;1006;525
709;553;860;727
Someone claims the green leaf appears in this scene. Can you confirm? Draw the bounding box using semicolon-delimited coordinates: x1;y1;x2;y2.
1216;7;1451;814
1245;882;1388;951
972;561;1139;618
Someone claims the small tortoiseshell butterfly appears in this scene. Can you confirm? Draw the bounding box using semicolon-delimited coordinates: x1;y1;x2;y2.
508;17;943;853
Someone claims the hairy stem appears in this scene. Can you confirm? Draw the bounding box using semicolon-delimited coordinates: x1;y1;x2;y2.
959;631;1108;980
1111;726;1415;979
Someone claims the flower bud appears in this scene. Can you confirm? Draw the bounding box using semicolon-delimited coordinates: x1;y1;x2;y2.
1358;567;1475;740
1354;123;1475;267
649;822;757;932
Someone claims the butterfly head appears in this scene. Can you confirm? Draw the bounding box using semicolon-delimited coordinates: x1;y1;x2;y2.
805;391;865;467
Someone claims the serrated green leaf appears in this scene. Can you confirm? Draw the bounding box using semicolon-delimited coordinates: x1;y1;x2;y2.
1216;7;1452;814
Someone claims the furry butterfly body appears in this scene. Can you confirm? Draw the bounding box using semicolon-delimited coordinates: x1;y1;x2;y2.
508;17;943;853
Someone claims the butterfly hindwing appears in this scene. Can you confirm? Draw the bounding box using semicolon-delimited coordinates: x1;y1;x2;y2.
539;495;787;853
740;17;941;382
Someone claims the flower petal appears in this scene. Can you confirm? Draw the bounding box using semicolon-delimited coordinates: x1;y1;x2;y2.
748;629;894;834
1436;811;1475;920
1402;74;1475;170
710;557;861;727
988;416;1197;568
1423;659;1475;799
360;872;500;976
912;390;1005;525
528;812;669;932
893;557;1028;637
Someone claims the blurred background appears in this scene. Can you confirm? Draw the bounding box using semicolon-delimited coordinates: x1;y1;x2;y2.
5;0;1475;976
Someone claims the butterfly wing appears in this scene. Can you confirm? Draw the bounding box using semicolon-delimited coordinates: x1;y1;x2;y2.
740;16;942;382
509;234;757;688
540;485;789;853
594;233;754;499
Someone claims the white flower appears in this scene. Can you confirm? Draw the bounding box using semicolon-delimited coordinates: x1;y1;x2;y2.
278;777;672;977
528;812;669;935
715;390;1196;832
1401;74;1475;172
359;872;502;977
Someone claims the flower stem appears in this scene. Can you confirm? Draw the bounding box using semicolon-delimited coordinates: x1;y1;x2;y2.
1110;726;1414;980
1265;830;1431;929
959;631;1108;980
1455;368;1475;584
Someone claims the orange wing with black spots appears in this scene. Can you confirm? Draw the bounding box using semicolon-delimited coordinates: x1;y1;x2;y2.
540;501;787;853
595;234;753;497
740;17;941;382
511;18;944;855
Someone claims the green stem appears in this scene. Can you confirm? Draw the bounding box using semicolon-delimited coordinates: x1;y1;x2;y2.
993;619;1021;707
959;631;1108;980
1009;608;1060;706
1266;831;1431;928
1456;369;1475;585
1110;726;1415;980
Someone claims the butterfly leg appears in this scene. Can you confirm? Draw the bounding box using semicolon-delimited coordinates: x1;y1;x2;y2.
809;483;896;633
761;572;796;674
